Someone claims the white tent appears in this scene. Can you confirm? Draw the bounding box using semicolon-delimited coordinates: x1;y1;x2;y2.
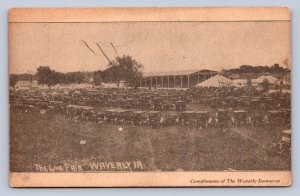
252;75;278;84
196;75;233;87
232;79;247;87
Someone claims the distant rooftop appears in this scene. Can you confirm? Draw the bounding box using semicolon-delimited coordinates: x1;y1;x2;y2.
144;69;217;77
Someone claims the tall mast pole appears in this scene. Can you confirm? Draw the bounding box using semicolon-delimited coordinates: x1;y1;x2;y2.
82;40;96;55
96;43;112;65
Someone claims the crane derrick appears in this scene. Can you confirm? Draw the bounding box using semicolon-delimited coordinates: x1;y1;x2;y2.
82;40;95;55
96;43;112;65
110;42;119;56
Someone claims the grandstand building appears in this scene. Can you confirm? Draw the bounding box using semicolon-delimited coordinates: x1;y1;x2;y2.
141;69;218;88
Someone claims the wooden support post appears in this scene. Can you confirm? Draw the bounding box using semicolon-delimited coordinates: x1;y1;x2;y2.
151;77;153;88
180;76;183;88
188;75;190;88
161;77;164;88
174;75;176;88
155;77;158;88
168;76;170;88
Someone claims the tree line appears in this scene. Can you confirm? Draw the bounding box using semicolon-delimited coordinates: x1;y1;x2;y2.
10;60;288;89
225;64;290;75
10;55;144;89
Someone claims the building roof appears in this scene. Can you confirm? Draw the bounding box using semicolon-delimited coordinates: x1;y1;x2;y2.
196;75;233;87
16;80;31;87
16;80;37;87
144;69;216;77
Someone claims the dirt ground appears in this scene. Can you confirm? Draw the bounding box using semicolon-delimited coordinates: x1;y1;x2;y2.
10;108;290;172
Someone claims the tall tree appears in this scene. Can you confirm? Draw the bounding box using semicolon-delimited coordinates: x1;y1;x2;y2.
108;55;143;88
36;66;57;89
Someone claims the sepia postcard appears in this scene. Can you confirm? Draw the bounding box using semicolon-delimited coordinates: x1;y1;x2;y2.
9;7;291;187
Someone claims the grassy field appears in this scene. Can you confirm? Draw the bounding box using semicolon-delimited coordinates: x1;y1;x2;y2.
10;108;290;172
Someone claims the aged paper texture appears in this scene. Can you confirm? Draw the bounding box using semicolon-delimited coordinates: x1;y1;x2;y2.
9;7;291;187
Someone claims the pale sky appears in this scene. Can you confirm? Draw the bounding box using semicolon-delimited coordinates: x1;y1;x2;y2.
9;21;290;74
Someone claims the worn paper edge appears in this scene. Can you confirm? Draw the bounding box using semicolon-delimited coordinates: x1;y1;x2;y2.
10;171;291;187
9;7;292;188
8;7;290;23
